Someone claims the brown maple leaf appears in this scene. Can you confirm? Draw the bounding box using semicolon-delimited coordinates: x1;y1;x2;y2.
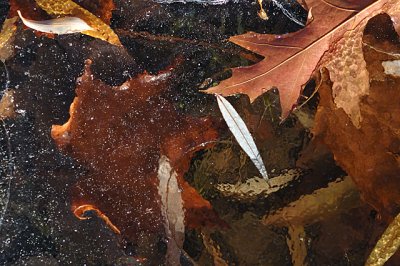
51;60;224;247
204;0;379;119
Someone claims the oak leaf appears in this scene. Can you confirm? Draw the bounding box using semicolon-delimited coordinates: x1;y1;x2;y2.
204;0;380;119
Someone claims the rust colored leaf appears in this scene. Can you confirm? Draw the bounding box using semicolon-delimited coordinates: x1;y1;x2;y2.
72;0;115;24
313;10;400;219
73;204;121;235
51;60;223;244
205;0;377;119
321;1;400;127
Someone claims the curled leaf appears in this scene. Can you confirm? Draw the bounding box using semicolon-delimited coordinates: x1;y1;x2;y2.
34;0;121;45
73;204;121;234
204;0;377;120
216;94;268;180
18;10;93;34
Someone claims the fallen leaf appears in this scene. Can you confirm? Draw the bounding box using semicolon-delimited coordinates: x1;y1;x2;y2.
9;0;49;20
216;169;301;200
263;177;360;226
157;155;185;265
0;90;15;120
382;59;400;76
320;0;400;127
216;94;268;180
204;0;377;119
51;60;223;249
9;0;121;45
73;204;121;235
35;0;121;45
313;11;400;220
366;212;400;266
18;10;93;35
0;17;18;62
286;224;307;266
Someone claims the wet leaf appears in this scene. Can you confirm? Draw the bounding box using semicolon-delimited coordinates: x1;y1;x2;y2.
157;155;185;265
263;177;360;226
35;0;120;45
0;17;18;62
313;9;400;219
216;169;301;199
366;212;400;266
9;0;121;45
204;0;378;119
382;59;400;77
216;94;268;180
320;1;400;127
51;60;223;248
0;90;15;120
18;10;93;35
73;204;121;234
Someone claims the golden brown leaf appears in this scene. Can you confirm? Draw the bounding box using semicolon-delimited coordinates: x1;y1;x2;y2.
0;90;15;120
34;0;120;45
0;17;18;61
366;213;400;266
21;0;121;45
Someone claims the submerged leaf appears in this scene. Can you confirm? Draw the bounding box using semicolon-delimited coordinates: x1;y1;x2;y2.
366;212;400;266
217;169;301;199
205;0;377;119
73;204;121;234
157;155;185;265
382;60;400;77
263;177;360;226
51;60;223;249
34;0;121;45
0;90;15;120
0;17;18;61
18;10;93;34
216;94;268;180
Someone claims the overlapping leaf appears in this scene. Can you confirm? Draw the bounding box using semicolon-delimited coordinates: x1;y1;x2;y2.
9;0;120;45
205;0;377;119
35;0;120;45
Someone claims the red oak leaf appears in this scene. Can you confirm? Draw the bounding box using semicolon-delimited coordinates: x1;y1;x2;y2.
204;0;377;119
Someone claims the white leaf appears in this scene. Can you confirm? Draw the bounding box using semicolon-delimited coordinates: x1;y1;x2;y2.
382;60;400;77
216;94;268;180
17;10;93;35
157;155;185;265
